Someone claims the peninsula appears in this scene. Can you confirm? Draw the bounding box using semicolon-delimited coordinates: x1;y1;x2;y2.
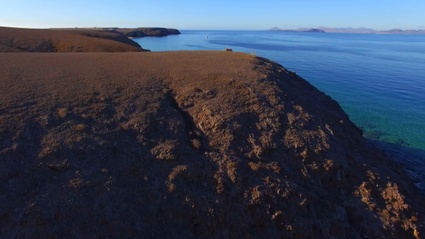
112;27;181;37
0;26;180;52
0;27;423;238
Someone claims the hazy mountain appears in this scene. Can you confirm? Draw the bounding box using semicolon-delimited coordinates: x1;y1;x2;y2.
270;27;325;33
317;27;376;33
271;26;425;34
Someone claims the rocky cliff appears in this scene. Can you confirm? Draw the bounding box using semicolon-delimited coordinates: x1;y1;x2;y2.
0;51;423;238
113;27;181;37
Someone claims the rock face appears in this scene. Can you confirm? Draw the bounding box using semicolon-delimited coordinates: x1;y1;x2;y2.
114;27;181;37
0;51;424;238
0;27;147;52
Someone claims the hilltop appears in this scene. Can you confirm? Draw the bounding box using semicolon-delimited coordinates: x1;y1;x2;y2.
0;50;423;238
0;27;180;52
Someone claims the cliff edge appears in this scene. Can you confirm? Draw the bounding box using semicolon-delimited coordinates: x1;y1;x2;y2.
0;51;423;238
112;27;181;37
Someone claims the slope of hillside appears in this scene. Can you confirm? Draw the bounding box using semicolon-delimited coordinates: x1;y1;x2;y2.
0;51;423;238
113;27;181;37
0;27;147;52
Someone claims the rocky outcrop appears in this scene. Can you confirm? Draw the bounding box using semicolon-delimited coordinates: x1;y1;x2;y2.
113;27;181;37
0;51;423;238
0;27;148;52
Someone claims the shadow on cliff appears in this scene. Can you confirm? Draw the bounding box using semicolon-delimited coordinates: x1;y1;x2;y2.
367;138;425;194
1;51;424;238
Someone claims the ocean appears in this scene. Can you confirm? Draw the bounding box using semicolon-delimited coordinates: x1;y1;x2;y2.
132;30;425;191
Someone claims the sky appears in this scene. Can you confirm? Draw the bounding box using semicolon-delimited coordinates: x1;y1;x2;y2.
1;0;424;30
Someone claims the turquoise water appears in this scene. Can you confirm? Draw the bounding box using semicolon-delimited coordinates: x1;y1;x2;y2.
133;31;425;189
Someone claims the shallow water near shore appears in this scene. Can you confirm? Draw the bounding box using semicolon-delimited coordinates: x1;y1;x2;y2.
133;30;425;187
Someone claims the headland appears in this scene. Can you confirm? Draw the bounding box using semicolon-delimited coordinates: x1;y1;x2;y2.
0;26;180;52
0;27;423;238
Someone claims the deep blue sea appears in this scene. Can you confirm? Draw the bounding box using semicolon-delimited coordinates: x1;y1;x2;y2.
133;30;425;190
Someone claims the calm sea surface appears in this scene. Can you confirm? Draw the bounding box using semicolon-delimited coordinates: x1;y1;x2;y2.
133;30;425;190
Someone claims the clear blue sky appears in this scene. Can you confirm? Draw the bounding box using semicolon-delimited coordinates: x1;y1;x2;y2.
1;0;424;30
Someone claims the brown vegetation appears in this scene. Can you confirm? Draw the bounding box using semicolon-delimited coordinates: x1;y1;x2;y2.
0;51;424;238
0;27;146;52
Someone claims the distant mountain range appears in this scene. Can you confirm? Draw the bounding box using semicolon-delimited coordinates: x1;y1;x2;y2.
270;27;425;34
270;27;325;33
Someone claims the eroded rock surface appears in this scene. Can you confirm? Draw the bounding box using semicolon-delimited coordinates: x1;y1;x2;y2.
0;52;423;238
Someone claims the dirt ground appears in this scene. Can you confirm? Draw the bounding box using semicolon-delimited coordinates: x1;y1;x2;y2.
0;51;424;238
0;27;145;52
